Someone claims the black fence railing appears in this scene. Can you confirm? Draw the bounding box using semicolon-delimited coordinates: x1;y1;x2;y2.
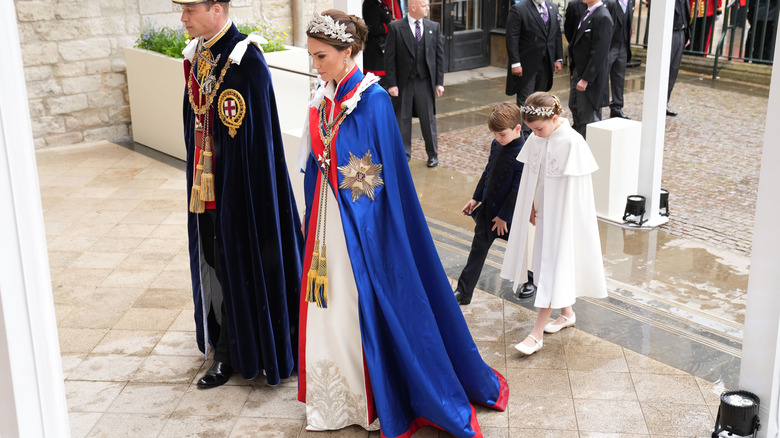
632;0;777;77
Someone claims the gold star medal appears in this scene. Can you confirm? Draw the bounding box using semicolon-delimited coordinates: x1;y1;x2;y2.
338;151;384;202
218;89;246;138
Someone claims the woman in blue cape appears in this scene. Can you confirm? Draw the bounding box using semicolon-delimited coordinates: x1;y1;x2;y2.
297;10;508;438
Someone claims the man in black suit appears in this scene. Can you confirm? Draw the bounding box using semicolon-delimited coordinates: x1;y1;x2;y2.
667;0;691;116
566;0;613;138
385;0;445;168
605;0;634;119
505;0;564;113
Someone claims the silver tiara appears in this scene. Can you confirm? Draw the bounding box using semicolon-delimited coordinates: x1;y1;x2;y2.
521;105;555;117
307;12;354;43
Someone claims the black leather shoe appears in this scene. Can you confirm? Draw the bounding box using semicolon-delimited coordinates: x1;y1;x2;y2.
666;107;678;116
197;361;233;389
517;281;536;299
427;157;438;167
610;109;630;119
454;290;472;305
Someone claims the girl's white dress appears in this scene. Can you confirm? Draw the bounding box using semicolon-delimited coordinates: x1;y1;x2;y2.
501;118;607;308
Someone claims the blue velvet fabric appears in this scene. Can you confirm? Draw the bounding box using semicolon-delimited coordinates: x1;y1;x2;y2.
184;25;304;385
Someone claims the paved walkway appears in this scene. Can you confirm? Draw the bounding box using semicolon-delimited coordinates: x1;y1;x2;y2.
43;140;725;438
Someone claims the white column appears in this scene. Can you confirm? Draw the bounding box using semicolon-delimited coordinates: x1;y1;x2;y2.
739;35;780;438
332;0;365;70
637;0;675;226
0;2;70;437
333;0;363;15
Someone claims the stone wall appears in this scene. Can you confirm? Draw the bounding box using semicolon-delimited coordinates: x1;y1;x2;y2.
15;0;331;149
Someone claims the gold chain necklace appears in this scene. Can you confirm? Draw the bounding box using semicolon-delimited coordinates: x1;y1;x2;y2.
187;57;232;116
305;100;350;309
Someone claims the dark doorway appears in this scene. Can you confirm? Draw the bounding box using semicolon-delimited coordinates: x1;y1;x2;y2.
432;0;491;71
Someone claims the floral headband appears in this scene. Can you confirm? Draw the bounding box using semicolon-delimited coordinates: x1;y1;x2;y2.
307;12;354;43
521;105;556;117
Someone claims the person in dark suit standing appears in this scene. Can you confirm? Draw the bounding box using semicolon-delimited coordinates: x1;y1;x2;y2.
567;0;613;138
667;0;691;116
385;0;445;168
504;0;564;114
362;0;398;86
604;0;634;119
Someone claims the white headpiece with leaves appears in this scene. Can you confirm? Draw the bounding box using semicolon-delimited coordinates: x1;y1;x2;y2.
307;11;354;43
521;105;556;117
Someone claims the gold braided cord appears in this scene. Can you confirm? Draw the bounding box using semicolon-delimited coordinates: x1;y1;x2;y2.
305;100;350;309
187;43;229;213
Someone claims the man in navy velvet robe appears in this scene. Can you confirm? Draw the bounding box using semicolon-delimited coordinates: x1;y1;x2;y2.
175;0;303;389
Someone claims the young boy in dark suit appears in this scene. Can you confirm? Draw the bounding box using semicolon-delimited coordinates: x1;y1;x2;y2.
454;103;533;305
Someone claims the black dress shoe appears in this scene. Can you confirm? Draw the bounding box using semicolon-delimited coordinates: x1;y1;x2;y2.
666;107;678;116
610;109;631;119
426;157;438;168
453;290;472;305
517;281;536;299
197;360;233;389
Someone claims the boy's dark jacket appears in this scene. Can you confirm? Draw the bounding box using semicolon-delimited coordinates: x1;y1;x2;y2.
470;135;525;240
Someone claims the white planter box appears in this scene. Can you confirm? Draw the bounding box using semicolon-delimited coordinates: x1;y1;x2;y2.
125;45;311;162
263;45;311;133
125;47;187;161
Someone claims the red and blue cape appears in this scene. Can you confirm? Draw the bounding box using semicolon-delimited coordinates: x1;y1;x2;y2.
298;67;508;438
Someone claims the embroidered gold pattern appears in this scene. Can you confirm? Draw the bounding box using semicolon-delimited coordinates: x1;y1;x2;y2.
338;151;383;202
218;89;246;138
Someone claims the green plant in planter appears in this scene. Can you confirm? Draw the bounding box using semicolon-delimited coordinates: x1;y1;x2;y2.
135;23;188;58
135;17;288;59
236;16;289;53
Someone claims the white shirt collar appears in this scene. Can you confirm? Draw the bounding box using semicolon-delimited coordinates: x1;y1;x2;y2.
407;14;423;31
587;1;604;12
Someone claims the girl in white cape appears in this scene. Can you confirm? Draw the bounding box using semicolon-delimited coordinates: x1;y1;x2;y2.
501;92;607;355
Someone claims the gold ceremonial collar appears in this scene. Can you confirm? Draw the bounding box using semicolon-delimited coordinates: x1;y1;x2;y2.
204;19;232;48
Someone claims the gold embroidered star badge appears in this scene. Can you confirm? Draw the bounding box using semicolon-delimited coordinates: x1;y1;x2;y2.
338;151;384;202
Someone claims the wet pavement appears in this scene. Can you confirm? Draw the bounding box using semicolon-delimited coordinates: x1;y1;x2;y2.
410;65;764;387
39;62;768;437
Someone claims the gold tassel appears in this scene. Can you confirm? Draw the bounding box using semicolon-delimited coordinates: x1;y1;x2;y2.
199;172;215;202
305;241;320;303
189;185;205;213
199;139;215;202
315;244;328;308
189;159;205;213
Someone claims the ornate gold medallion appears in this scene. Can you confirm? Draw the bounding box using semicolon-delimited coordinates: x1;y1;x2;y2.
338;151;384;202
217;89;246;138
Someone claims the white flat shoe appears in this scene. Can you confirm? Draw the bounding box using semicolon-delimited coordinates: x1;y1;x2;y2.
544;314;576;334
514;334;543;355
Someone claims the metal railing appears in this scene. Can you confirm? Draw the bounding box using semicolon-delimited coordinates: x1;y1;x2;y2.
632;0;776;77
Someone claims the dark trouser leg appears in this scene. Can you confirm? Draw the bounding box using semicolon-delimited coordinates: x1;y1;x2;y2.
412;77;438;159
394;91;413;159
668;30;684;102
569;75;598;139
199;210;230;365
608;44;627;111
455;216;496;298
